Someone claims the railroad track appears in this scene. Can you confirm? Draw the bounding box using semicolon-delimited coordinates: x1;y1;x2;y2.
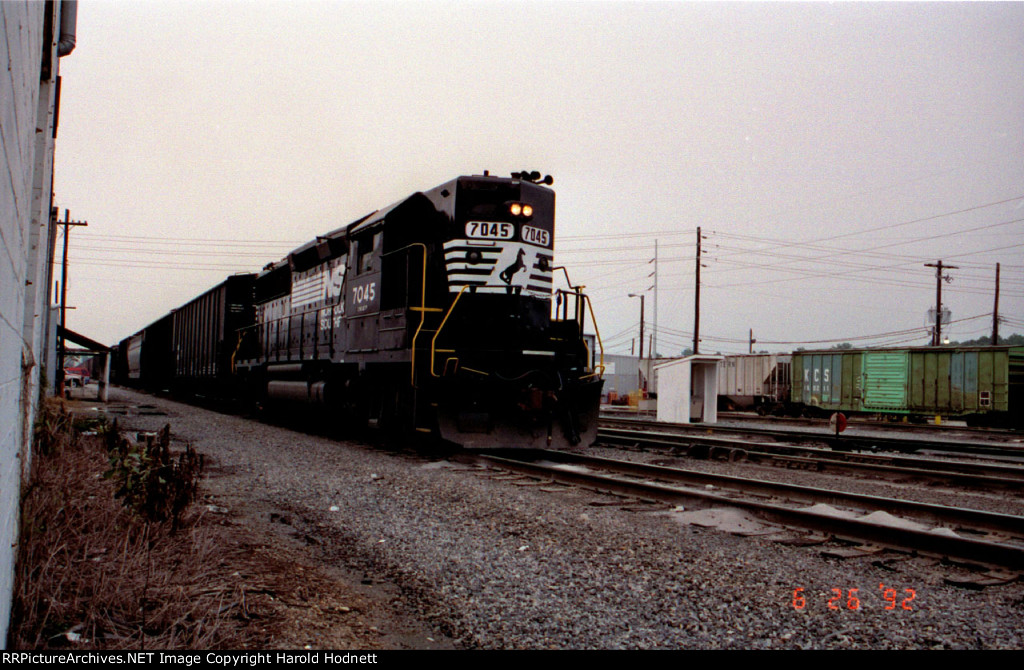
468;449;1024;573
599;416;1024;460
716;410;1024;436
597;426;1024;491
602;408;1024;440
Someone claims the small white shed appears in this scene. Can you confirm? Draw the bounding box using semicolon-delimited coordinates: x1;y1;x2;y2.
655;355;724;423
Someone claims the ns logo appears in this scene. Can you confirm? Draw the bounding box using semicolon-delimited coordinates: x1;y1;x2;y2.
324;263;345;301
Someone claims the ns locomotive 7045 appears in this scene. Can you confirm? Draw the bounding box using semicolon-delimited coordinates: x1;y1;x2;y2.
234;172;604;448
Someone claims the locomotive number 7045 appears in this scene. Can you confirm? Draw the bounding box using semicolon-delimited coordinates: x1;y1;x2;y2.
466;221;514;240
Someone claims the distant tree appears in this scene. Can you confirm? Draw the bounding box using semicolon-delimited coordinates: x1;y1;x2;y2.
680;348;693;357
832;342;853;350
947;333;1023;347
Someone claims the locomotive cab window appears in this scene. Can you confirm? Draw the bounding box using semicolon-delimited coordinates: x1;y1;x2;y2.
357;231;382;274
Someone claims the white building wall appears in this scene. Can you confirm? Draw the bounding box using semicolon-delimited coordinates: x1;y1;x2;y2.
1;1;60;647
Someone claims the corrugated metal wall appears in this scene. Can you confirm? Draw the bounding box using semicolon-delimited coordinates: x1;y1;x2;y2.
600;354;662;400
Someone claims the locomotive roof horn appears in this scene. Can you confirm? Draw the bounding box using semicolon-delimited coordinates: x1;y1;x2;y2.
511;171;554;185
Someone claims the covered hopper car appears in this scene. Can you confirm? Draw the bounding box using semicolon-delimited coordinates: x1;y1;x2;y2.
717;353;791;414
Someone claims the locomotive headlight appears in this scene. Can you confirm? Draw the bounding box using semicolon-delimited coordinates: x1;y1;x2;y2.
507;202;534;218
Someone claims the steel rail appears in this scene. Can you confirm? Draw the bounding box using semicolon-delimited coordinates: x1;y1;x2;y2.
599;416;1024;459
473;450;1024;570
597;427;1024;489
716;410;1024;438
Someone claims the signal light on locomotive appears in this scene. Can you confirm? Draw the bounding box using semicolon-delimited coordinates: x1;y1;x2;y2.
510;203;523;216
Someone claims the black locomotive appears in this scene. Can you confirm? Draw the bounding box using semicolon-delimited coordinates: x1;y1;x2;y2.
115;173;604;449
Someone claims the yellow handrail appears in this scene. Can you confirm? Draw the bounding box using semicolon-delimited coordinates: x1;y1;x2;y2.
431;285;469;377
384;243;428;387
582;293;604;378
551;264;605;380
552;266;583;291
230;327;251;374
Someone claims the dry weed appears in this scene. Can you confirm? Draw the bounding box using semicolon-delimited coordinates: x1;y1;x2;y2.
9;404;254;649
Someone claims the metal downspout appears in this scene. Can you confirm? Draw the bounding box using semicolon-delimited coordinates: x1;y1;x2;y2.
58;1;78;57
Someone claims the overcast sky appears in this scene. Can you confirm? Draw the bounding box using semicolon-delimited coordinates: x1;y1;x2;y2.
54;1;1024;356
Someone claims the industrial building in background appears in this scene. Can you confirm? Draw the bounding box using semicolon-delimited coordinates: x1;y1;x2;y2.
0;1;77;646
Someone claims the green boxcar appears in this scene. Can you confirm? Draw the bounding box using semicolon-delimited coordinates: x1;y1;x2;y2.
791;346;1023;424
908;347;1014;415
791;351;862;412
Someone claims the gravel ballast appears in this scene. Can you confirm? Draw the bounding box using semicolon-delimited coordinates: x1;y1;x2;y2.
101;388;1024;649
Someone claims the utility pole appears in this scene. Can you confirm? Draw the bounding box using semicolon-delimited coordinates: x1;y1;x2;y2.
749;328;755;354
651;239;658;361
56;209;88;395
992;262;1001;345
924;260;957;346
629;293;645;390
693;227;701;355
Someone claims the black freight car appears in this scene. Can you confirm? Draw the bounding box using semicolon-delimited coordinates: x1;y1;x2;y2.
118;313;173;390
171;274;257;394
113;275;257;394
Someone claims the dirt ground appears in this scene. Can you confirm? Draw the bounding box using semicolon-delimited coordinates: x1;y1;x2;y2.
14;395;455;650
